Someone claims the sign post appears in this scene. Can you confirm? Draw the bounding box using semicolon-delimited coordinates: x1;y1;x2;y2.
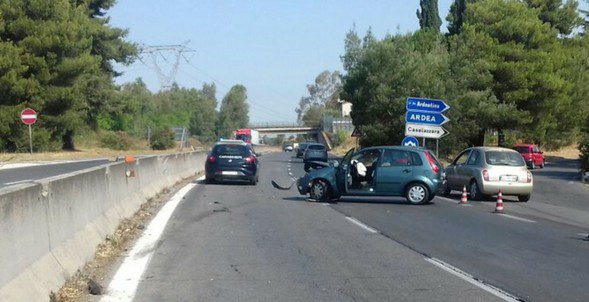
20;108;37;154
404;97;450;157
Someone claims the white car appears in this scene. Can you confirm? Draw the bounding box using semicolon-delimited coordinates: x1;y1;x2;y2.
284;145;293;152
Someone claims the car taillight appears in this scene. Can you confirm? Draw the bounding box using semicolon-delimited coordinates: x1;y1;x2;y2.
245;155;256;164
424;152;439;174
482;169;489;181
207;155;216;163
527;171;532;183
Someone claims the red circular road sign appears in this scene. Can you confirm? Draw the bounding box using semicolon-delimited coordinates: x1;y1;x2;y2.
21;108;37;125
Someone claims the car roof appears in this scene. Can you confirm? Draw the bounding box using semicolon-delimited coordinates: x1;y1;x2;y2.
470;146;519;152
362;146;430;152
513;144;535;147
215;140;247;146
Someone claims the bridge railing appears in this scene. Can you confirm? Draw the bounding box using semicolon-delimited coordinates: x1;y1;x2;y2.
248;122;321;128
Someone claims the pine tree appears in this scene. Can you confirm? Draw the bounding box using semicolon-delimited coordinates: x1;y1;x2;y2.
417;0;442;32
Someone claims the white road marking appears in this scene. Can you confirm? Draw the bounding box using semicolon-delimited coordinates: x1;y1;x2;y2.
425;257;520;302
289;172;293;176
436;196;460;204
3;179;34;186
100;177;201;302
321;202;330;206
497;213;536;223
345;216;378;233
577;233;589;237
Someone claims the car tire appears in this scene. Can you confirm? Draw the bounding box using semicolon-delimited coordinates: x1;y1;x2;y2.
518;195;531;202
405;183;429;205
530;161;536;169
304;163;310;172
309;180;330;202
205;177;215;184
540;160;545;168
469;180;483;201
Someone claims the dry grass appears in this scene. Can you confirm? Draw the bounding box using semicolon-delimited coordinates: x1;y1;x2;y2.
51;176;200;302
331;137;358;156
544;145;580;159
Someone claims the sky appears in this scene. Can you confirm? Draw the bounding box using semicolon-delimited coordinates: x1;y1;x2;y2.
107;0;453;123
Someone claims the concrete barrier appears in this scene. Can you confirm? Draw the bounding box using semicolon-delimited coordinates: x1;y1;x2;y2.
0;151;207;301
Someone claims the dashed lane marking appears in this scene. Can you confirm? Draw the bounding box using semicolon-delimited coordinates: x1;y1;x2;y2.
100;176;201;302
425;257;521;302
345;216;378;233
3;179;34;186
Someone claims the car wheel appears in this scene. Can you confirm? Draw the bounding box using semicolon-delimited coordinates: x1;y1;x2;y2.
406;183;429;205
540;160;545;168
205;177;215;184
469;180;483;201
309;180;330;202
530;161;536;169
518;195;531;202
304;163;310;172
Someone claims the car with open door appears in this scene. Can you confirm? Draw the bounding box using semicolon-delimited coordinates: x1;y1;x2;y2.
443;147;533;202
296;146;443;204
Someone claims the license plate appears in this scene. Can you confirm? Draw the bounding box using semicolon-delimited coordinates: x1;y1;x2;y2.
501;175;517;182
222;171;238;176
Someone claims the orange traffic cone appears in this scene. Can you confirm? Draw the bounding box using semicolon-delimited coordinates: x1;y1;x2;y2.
460;186;468;204
494;189;504;213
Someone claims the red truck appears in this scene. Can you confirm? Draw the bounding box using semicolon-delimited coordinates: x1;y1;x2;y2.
234;129;260;145
514;144;545;169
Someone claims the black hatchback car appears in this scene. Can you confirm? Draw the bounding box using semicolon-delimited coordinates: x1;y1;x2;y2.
205;140;259;185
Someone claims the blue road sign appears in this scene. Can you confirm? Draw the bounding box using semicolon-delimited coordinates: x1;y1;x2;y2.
406;110;449;126
406;97;450;113
402;136;419;147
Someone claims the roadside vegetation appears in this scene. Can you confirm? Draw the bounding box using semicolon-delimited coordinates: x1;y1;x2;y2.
0;1;249;153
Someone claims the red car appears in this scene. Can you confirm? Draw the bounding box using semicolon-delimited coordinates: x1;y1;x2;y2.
513;144;545;169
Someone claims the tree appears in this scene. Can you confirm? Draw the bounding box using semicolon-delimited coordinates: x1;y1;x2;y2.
189;83;218;142
454;0;571;146
447;0;480;35
342;30;450;147
295;70;342;124
217;85;249;138
523;0;583;35
417;0;442;32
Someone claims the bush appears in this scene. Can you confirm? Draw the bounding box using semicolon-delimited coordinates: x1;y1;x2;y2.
100;131;132;150
331;130;350;147
150;129;176;150
580;136;589;172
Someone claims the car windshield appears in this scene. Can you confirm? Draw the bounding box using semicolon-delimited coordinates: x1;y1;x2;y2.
299;143;309;149
214;145;249;157
307;145;325;150
514;146;529;154
485;151;525;166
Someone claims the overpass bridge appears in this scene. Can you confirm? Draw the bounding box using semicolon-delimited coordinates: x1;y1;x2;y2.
248;122;331;149
248;122;321;135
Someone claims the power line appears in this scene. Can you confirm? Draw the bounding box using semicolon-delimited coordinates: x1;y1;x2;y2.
138;41;196;90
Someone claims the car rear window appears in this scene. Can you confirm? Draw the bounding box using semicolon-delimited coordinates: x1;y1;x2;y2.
299;143;309;149
485;151;525;166
307;145;325;150
514;146;529;154
214;145;249;156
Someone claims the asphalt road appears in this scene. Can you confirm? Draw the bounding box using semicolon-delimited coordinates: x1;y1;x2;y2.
0;159;110;189
128;152;589;302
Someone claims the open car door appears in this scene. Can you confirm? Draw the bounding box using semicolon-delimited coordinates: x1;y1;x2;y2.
335;148;355;195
